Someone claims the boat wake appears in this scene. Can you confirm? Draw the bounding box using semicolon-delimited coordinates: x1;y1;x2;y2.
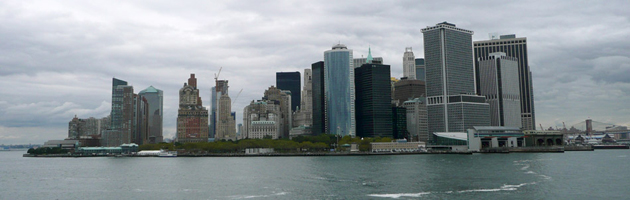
227;192;287;199
368;182;536;198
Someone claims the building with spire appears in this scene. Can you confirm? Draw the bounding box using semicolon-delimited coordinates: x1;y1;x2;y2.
353;47;383;68
325;43;355;137
403;47;416;79
176;74;209;143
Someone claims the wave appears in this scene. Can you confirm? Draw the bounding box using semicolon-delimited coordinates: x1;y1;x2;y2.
368;192;432;198
368;182;536;198
228;192;287;199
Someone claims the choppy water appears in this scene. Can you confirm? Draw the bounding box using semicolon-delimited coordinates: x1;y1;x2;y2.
1;150;629;199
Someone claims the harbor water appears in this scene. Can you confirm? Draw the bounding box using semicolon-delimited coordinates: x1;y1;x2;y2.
1;150;629;199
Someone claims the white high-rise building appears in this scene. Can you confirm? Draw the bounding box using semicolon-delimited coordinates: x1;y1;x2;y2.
403;47;416;79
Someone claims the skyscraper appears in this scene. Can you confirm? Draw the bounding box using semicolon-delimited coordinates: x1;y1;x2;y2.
415;58;425;81
474;34;535;130
110;78;128;131
422;22;490;134
209;86;216;139
105;78;134;146
138;86;163;143
403;47;416;79
403;98;428;142
276;72;301;112
176;74;209;143
478;52;521;127
324;44;355;137
311;61;326;135
213;80;229;139
263;86;292;139
393;78;426;105
292;68;312;128
216;93;236;141
355;63;393;138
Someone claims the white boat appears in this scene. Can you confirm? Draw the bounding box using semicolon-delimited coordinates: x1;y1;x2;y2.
158;150;177;157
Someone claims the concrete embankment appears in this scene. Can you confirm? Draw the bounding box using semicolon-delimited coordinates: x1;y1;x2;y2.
564;145;594;151
24;151;473;158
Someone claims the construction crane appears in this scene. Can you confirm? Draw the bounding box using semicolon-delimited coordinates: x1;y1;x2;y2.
539;124;544;131
232;89;243;106
214;67;222;82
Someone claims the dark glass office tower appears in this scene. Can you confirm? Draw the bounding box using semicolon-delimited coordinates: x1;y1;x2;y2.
474;34;535;130
355;63;393;138
422;22;490;134
311;61;326;135
276;72;301;112
392;106;408;139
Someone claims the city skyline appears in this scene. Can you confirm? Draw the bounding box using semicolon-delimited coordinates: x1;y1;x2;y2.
1;1;629;144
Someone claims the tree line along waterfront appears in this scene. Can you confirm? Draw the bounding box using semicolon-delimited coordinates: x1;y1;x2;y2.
139;134;393;153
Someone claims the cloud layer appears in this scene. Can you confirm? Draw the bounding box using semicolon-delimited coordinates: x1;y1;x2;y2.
1;0;629;144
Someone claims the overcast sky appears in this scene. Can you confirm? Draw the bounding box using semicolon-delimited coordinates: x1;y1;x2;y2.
1;0;629;144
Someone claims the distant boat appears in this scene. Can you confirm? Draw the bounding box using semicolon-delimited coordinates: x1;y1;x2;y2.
158;150;177;157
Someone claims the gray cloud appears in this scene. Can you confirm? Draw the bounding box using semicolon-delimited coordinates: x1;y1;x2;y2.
1;0;630;144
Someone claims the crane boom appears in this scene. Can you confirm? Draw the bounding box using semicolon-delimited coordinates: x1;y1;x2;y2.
232;89;243;106
214;67;222;81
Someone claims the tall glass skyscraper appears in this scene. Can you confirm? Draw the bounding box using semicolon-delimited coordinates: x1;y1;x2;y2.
422;22;489;134
474;34;535;130
139;86;164;143
311;61;326;135
276;72;301;112
324;44;355;137
110;78;128;130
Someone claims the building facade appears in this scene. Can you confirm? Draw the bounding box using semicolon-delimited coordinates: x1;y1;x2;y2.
392;106;408;139
216;94;236;140
403;98;429;142
311;61;326;135
263;86;292;139
422;22;490;134
415;58;426;81
393;78;426;105
176;74;209;143
276;72;301;112
138;86;163;143
403;47;416;79
474;34;535;130
478;52;522;127
292;68;313;128
324;44;355;137
355;63;393;138
243;100;282;139
107;78;134;146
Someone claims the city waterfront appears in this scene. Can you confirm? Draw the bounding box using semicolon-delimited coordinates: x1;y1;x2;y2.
2;150;629;199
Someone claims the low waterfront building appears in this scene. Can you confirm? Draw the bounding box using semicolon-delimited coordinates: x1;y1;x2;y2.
76;143;138;155
523;130;564;146
370;140;425;152
42;140;80;150
430;132;469;152
468;126;524;149
245;148;274;154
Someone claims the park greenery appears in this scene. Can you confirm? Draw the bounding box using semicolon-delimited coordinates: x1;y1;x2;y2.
27;147;69;155
139;134;393;153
